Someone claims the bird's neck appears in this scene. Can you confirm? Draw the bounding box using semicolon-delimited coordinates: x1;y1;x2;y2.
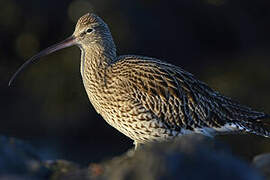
80;43;116;84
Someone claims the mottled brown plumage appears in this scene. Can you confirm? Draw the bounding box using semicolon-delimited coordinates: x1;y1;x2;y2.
10;13;270;149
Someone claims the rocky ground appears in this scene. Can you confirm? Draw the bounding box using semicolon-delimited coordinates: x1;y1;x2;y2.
0;134;269;180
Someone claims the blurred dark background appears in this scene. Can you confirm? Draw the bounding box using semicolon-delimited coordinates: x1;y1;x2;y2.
1;0;270;164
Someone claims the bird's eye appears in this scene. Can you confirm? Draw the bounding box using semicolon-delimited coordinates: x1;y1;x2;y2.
86;28;93;33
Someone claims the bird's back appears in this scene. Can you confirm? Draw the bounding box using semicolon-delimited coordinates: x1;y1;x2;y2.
97;55;270;143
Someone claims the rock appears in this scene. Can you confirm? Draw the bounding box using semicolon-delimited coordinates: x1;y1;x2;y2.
0;134;264;180
44;160;81;180
47;134;263;180
98;134;263;180
253;153;270;179
0;136;50;179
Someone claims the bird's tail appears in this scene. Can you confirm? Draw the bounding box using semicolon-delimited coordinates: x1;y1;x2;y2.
239;119;270;138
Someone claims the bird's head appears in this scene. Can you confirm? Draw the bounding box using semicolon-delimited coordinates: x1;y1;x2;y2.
9;13;115;86
73;13;114;49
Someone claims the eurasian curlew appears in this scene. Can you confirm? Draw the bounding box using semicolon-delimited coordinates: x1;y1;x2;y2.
9;13;270;149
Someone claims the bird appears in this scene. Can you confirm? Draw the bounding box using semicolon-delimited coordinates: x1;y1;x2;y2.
9;13;270;149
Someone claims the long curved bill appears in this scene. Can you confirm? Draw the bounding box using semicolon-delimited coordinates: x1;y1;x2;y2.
9;35;77;86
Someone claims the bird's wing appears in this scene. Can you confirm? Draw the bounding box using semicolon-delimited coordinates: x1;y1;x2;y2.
109;55;269;135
